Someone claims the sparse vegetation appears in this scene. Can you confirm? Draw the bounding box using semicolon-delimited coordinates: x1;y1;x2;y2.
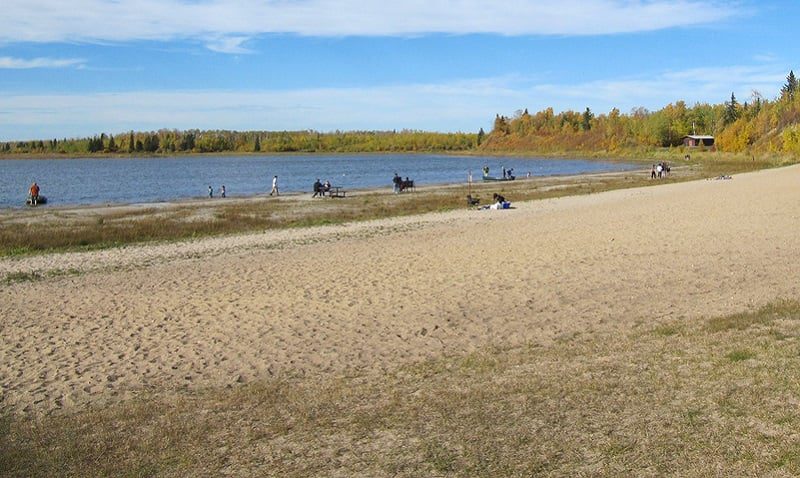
3;300;800;477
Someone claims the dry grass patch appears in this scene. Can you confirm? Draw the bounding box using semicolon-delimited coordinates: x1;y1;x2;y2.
0;159;774;257
4;300;800;477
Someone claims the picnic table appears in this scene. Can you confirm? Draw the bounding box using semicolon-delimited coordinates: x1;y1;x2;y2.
327;186;347;198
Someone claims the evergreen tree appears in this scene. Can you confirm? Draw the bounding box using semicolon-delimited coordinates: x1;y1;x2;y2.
477;127;485;145
107;134;117;152
128;131;135;153
143;134;159;152
87;135;103;153
724;92;739;125
254;135;261;152
782;70;797;100
582;107;594;131
179;132;195;151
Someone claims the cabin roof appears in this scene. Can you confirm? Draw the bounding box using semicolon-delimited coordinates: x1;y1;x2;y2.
684;135;714;140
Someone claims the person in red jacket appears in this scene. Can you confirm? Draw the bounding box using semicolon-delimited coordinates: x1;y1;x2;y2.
29;182;40;206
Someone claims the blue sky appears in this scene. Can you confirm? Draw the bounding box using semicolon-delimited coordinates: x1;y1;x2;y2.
0;0;797;141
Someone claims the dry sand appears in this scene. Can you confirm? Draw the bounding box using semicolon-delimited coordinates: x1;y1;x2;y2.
2;165;800;415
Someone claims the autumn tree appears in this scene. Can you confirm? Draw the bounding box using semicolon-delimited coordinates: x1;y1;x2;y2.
493;114;510;135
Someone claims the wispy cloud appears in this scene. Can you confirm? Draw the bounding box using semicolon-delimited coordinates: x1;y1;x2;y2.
0;56;85;69
205;36;253;54
533;64;786;110
2;0;741;53
0;63;784;141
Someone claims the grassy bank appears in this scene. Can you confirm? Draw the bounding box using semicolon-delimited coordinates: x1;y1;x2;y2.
3;299;799;477
0;158;776;257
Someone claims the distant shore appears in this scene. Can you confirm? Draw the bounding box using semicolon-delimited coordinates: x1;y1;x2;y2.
0;148;770;162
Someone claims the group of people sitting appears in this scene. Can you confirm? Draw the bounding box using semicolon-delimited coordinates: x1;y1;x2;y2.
650;162;671;179
469;192;511;210
489;193;510;209
312;178;333;197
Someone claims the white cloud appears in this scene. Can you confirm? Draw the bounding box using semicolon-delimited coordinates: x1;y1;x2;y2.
0;56;85;69
0;63;784;141
0;81;521;140
531;64;786;111
2;0;740;52
205;36;253;54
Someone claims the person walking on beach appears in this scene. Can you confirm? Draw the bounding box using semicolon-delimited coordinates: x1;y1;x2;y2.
270;175;279;196
220;185;226;198
208;185;213;198
651;165;656;179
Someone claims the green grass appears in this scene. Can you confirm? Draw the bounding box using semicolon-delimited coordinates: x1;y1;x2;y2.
2;268;82;285
1;271;43;285
4;299;800;477
726;349;756;362
706;300;800;332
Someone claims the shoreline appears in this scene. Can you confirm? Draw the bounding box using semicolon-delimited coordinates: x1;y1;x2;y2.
0;147;748;162
1;166;640;213
0;161;759;258
0;153;649;211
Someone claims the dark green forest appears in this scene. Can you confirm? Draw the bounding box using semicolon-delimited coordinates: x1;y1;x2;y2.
3;71;800;159
0;129;477;156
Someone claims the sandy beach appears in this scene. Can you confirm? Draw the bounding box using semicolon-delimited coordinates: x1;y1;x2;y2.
2;164;800;415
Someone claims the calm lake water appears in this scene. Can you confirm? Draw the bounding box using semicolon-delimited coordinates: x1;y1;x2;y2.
1;154;641;208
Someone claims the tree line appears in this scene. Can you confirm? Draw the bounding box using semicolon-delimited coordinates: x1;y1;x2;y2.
480;71;800;156
0;129;477;155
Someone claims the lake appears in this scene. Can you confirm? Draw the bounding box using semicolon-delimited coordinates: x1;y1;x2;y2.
0;154;642;208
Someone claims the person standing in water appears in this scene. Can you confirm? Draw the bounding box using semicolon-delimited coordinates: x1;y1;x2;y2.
270;175;279;196
29;182;40;205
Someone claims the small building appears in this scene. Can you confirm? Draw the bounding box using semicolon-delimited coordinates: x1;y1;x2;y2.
683;135;715;147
